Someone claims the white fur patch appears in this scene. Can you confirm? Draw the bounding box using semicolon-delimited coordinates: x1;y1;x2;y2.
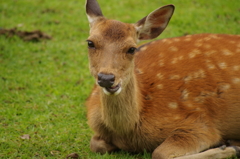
87;15;94;23
103;87;122;96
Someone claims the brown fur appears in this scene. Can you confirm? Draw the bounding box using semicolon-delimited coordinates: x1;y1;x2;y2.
85;1;240;158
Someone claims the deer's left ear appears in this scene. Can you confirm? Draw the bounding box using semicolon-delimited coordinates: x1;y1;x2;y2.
86;0;104;24
135;5;175;40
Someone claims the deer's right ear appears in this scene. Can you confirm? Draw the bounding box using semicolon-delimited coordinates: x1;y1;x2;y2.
135;5;175;40
86;0;104;24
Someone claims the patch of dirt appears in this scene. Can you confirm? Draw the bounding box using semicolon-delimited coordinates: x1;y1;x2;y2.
0;28;52;42
41;8;57;14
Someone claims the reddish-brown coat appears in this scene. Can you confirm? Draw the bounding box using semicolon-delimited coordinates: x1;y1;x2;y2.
87;33;240;153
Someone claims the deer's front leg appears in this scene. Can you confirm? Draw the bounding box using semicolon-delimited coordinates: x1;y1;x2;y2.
152;129;221;159
90;135;118;154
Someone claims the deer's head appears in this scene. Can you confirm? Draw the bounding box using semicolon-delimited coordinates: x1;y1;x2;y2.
86;0;174;95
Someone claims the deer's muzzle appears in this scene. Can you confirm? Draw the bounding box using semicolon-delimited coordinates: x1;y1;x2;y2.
97;73;122;95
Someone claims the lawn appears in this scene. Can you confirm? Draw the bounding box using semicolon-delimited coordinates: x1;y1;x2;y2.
0;0;239;158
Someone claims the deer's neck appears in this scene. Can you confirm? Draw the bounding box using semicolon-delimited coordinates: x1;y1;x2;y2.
100;73;141;134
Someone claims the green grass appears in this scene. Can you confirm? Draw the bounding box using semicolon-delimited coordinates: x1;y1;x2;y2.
0;0;239;158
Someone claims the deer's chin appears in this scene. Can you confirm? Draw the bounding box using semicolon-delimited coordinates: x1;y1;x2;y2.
102;83;122;96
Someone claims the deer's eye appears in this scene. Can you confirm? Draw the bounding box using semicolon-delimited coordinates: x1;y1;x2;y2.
127;47;136;54
87;40;95;49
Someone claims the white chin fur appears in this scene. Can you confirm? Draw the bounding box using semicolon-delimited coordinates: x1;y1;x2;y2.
103;87;122;96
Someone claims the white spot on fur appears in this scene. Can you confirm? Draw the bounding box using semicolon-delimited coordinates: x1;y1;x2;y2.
159;60;164;67
206;60;215;69
232;78;240;84
140;46;147;51
205;50;217;56
185;35;192;37
169;46;178;52
181;89;189;100
233;65;240;71
209;34;219;39
203;36;211;41
179;56;184;60
184;75;192;83
162;39;172;44
194;42;202;47
194;97;204;103
207;63;216;69
151;41;156;45
162;39;167;43
157;73;164;79
219;83;231;91
185;70;206;83
171;58;178;64
206;59;211;63
224;84;231;90
157;84;163;89
159;54;164;58
189;49;201;58
168;102;178;109
169;75;181;80
218;62;227;69
193;69;206;79
171;56;184;64
184;37;191;42
222;49;233;56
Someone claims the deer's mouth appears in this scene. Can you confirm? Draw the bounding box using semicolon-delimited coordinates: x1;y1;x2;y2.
103;83;122;95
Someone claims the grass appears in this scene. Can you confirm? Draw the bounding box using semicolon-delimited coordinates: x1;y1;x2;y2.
0;0;239;158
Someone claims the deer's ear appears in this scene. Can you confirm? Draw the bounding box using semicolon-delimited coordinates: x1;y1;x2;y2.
135;5;175;40
86;0;104;24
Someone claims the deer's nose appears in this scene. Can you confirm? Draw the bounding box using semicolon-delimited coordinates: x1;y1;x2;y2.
97;73;115;88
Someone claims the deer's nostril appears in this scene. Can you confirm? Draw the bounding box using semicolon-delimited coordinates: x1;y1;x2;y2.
97;73;115;88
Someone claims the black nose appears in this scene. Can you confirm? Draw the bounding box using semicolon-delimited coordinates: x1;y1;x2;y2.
97;73;115;88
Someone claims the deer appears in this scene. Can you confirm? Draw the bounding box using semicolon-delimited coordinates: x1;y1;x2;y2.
84;0;240;158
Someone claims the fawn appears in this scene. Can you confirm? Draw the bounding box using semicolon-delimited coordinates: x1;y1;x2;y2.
85;0;240;158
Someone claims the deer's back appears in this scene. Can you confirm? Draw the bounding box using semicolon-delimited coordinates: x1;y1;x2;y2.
135;33;240;139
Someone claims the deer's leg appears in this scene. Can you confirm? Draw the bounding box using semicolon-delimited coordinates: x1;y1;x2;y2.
90;135;118;154
152;129;221;159
158;140;240;159
174;146;240;159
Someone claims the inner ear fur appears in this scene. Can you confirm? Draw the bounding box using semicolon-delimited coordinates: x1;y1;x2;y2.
135;5;175;40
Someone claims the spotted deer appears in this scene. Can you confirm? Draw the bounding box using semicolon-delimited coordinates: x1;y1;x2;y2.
85;0;240;158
